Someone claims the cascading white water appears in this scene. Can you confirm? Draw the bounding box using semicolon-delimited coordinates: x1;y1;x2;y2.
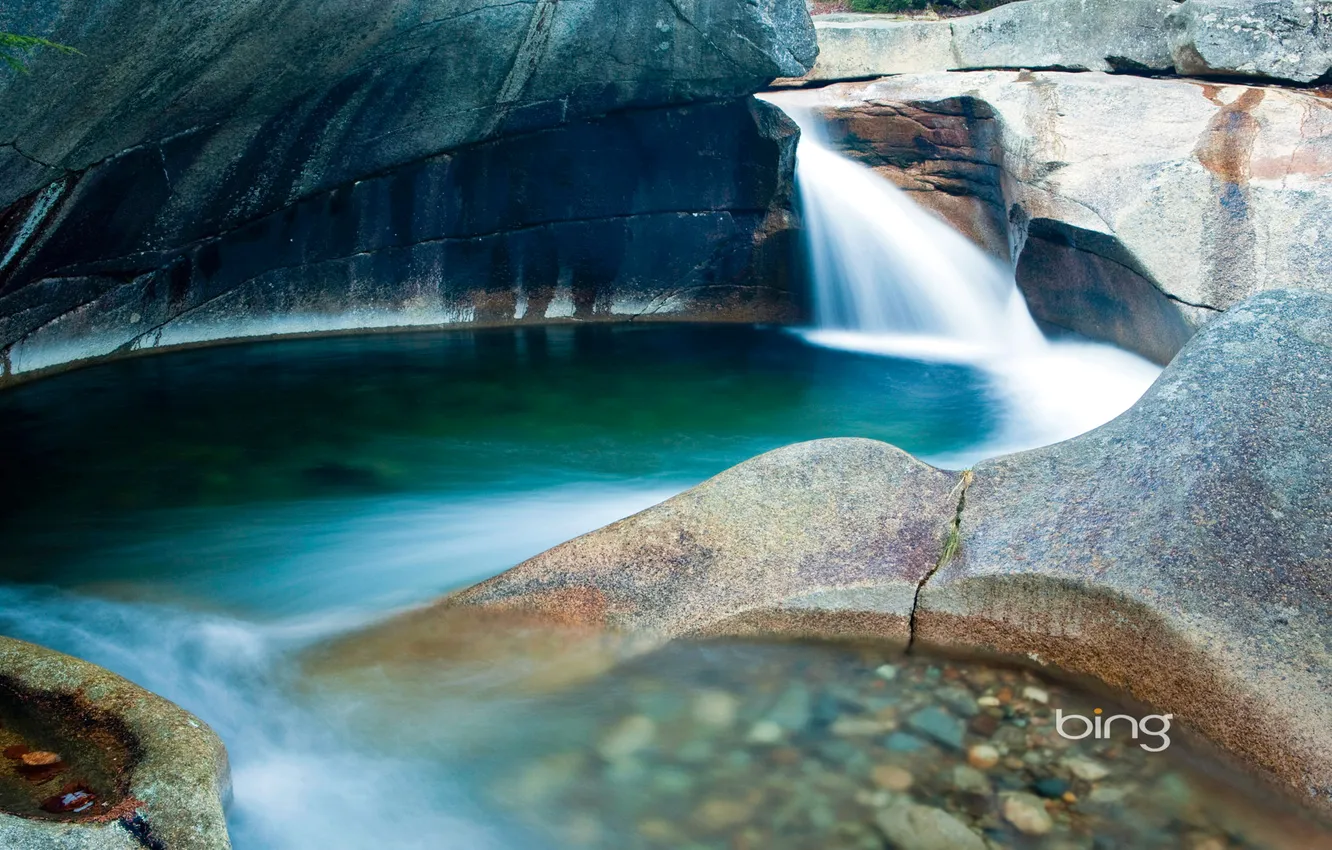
765;92;1161;461
796;136;1045;362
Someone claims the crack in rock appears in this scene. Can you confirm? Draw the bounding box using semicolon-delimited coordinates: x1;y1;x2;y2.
908;469;973;651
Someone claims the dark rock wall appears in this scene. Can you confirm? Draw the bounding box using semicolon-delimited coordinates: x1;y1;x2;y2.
0;0;816;384
0;98;803;384
0;0;816;210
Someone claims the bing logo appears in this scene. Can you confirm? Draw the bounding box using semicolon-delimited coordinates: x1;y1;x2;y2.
1055;707;1173;752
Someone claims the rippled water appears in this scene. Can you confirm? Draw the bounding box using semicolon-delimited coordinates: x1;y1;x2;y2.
0;325;1324;848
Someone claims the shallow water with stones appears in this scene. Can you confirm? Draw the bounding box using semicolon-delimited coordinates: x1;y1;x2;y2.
456;640;1332;849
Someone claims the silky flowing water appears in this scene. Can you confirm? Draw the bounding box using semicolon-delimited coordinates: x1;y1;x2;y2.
0;325;1328;848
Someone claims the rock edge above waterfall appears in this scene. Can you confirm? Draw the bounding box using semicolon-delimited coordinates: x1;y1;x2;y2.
325;289;1332;813
792;0;1332;85
0;636;232;850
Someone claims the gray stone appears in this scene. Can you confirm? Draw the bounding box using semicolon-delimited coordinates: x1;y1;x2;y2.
1168;0;1332;83
0;636;231;850
799;0;1175;82
952;0;1177;73
765;682;814;730
800;15;957;81
951;764;993;796
874;799;986;850
905;706;966;750
1002;792;1054;835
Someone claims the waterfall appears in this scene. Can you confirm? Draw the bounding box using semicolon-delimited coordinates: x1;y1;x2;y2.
794;129;1046;362
764;92;1162;461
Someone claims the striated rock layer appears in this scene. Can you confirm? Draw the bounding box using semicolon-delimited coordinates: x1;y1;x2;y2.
779;72;1332;364
0;98;802;384
333;290;1332;811
0;0;816;385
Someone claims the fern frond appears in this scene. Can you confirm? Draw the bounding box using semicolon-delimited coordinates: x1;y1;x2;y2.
0;32;81;73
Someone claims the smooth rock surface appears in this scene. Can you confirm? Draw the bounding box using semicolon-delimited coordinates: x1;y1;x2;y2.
335;438;963;649
0;98;802;386
874;799;986;850
919;289;1332;809
774;72;1332;362
1168;0;1332;83
0;0;815;384
0;636;231;850
798;0;1176;82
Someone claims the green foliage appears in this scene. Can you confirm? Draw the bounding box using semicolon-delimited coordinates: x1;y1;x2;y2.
848;0;1018;13
0;32;80;73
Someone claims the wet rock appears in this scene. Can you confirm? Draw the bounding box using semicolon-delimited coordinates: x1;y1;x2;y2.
596;716;656;762
950;765;993;796
691;690;740;729
1087;784;1131;805
1064;756;1111;782
936;686;980;718
1022;687;1049;705
0;0;817;383
832;716;894;737
766;683;813;731
746;721;785;745
883;733;926;755
1003;792;1055;835
967;744;1000;770
1034;777;1072;799
1168;0;1332;83
498;752;587;807
693;795;759;831
872;764;914;792
921;291;1332;807
967;714;999;737
0;636;230;850
390;438;961;645
905;707;966;751
874;799;986;850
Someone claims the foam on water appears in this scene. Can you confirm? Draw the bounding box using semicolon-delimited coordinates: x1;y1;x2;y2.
0;479;688;849
0;583;514;850
764;92;1162;466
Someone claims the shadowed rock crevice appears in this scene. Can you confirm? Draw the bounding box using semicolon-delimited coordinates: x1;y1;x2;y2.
907;469;972;651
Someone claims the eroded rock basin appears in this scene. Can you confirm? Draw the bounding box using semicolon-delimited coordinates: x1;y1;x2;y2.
0;680;131;822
